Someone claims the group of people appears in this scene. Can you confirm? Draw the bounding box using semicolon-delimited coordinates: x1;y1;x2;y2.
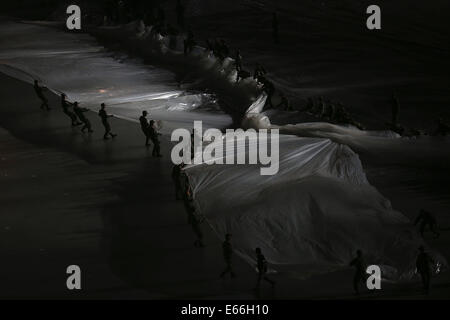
139;110;162;157
37;1;447;296
171;162;275;290
205;38;230;62
34;80;166;150
390;93;450;136
303;96;365;129
350;246;435;296
350;209;441;296
220;235;276;290
34;80;117;139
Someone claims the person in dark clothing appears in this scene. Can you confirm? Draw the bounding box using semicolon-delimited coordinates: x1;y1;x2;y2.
139;110;151;146
167;24;179;49
205;39;214;54
277;92;292;111
184;187;204;248
315;96;325;116
255;247;275;289
176;0;185;27
349;250;366;295
391;92;400;125
236;68;251;83
235;49;242;72
334;102;348;123
303;97;315;113
212;38;222;59
184;29;196;56
148;120;162;157
98;103;117;140
73;102;93;133
414;209;440;238
220;233;236;279
172;162;185;200
60;93;81;126
272;12;279;44
262;79;275;108
220;39;230;59
253;63;267;83
33;80;50;110
416;246;433;293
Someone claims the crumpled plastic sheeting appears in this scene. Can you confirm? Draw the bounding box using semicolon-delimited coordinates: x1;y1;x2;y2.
184;133;446;280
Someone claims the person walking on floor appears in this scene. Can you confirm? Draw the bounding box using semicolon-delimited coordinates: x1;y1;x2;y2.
98;103;117;140
255;247;275;289
184;187;204;248
416;246;434;294
60;93;81;126
148;120;162;157
139;110;151;146
220;233;236;279
33;80;50;110
414;209;440;238
73;102;93;133
349;250;366;295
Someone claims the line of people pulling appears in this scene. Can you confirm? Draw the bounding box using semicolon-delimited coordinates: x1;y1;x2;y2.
35;80;118;140
35;79;162;148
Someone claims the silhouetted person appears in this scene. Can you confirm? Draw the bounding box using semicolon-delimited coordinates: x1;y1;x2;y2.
277;92;292;111
320;99;330;119
321;100;334;120
253;63;267;83
212;38;222;59
139;110;151;146
414;209;440;238
235;49;242;71
184;188;204;248
60;93;81;126
334;102;348;123
148;120;162;157
190;128;203;160
262;79;275;108
167;24;179;49
272;12;279;44
220;234;236;279
98;103;117;140
220;39;230;59
184;29;195;56
236;68;251;83
349;250;366;295
184;30;196;56
33;80;50;110
172;162;184;200
316;96;325;116
176;0;185;27
205;39;214;54
391;93;400;125
255;247;275;289
303;97;314;113
73;102;93;133
416;246;433;293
